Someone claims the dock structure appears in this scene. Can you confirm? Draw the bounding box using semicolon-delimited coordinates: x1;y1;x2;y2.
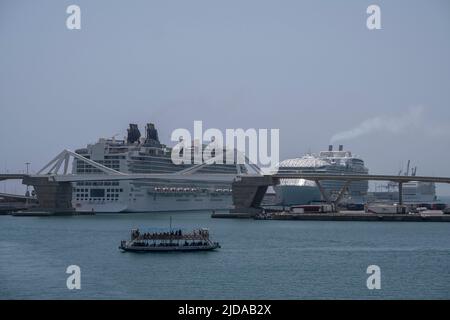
21;176;74;214
212;211;450;222
230;173;450;216
256;212;450;222
229;175;273;215
0;192;38;214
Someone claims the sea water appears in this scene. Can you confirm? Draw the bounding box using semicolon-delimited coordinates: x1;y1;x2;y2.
0;212;449;299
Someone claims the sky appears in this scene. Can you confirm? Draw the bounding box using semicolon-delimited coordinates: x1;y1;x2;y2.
1;0;450;195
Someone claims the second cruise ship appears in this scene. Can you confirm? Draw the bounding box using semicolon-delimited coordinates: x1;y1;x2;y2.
275;145;369;206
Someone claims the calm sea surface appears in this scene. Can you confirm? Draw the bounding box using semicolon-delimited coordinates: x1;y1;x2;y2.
1;211;449;299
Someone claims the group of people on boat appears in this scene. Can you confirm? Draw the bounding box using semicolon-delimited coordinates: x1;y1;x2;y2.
131;228;211;241
140;229;183;239
125;240;210;248
132;241;182;247
131;228;185;240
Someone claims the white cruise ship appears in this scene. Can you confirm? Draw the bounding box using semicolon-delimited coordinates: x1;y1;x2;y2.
275;145;369;205
72;123;247;213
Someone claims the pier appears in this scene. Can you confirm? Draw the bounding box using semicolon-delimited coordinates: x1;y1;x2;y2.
212;211;450;222
0;192;38;214
230;174;450;216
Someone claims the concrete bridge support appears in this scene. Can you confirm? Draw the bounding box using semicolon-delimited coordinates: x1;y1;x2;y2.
230;175;274;215
22;176;74;213
314;180;331;203
230;176;354;214
398;182;403;205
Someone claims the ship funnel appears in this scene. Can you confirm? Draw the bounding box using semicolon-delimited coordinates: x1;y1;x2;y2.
144;123;161;147
127;124;141;144
338;145;343;151
145;123;159;141
328;145;333;151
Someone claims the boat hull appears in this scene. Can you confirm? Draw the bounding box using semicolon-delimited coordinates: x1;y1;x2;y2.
119;244;220;252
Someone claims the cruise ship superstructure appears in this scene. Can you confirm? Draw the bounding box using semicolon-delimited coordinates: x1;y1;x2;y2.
72;123;247;213
275;145;369;205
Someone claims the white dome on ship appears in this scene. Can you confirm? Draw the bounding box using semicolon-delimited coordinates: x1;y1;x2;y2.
278;155;328;168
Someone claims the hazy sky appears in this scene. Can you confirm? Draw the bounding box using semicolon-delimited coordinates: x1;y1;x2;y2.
1;0;450;194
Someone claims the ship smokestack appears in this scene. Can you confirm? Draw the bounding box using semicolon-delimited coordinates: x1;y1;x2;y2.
145;123;159;141
144;123;161;147
127;124;141;144
339;145;343;151
328;145;333;151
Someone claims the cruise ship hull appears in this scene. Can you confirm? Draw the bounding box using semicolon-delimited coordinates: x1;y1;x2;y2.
73;187;233;213
274;185;322;206
126;193;232;213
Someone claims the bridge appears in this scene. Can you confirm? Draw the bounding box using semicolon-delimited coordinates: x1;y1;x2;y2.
0;192;36;201
276;172;450;205
0;174;28;182
0;149;243;213
1;149;450;213
231;173;450;214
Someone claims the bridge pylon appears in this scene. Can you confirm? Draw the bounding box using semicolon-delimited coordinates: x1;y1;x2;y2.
37;149;124;176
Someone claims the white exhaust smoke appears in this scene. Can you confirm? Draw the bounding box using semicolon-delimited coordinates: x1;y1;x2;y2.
330;106;424;143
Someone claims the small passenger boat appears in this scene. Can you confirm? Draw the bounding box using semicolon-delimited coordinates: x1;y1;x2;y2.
119;228;221;252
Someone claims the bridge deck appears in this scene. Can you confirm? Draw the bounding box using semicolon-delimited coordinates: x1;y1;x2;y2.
273;173;450;184
0;174;28;181
2;172;450;184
